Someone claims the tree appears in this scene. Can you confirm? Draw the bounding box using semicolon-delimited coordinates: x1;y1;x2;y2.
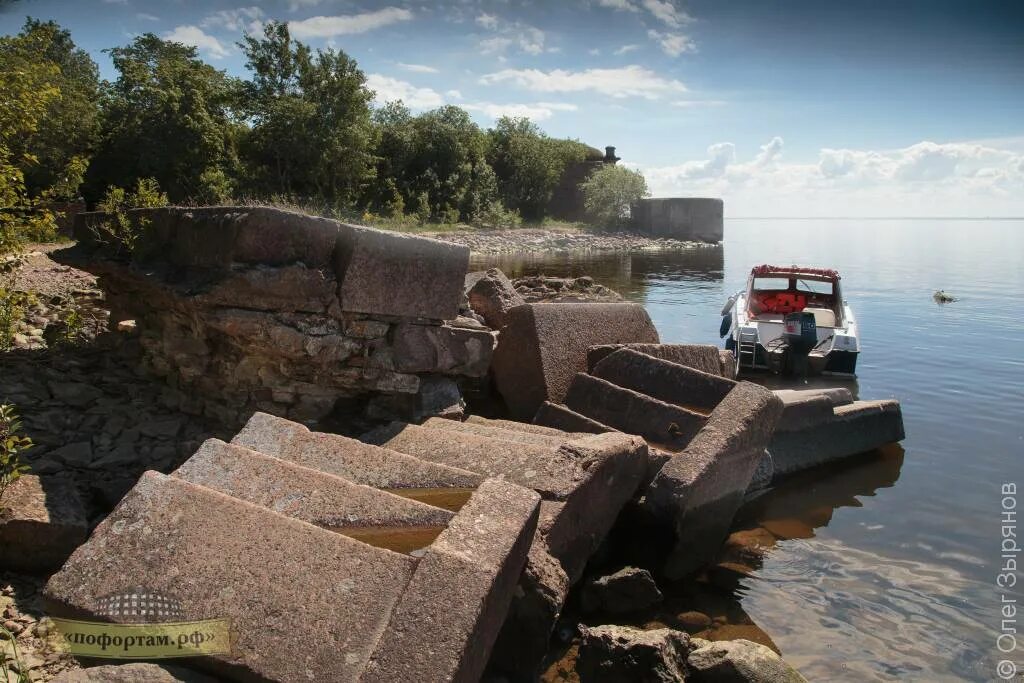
84;34;239;204
580;164;650;229
0;29;61;253
238;21;375;206
7;19;100;200
487;117;589;221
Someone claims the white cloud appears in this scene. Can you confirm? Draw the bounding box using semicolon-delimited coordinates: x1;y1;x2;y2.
596;0;640;11
288;0;323;11
641;138;1024;216
480;36;514;54
647;29;696;56
366;74;444;109
289;7;413;39
445;89;463;99
398;62;439;74
200;7;265;34
137;13;160;21
641;0;692;28
614;44;641;55
163;25;230;59
464;101;578;121
476;13;500;30
480;65;687;100
671;99;726;108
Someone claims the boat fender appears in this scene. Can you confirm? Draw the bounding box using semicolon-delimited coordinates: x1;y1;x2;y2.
720;295;736;316
719;315;732;338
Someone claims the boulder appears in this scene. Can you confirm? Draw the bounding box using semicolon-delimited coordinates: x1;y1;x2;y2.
465;268;525;330
336;224;469;321
44;472;419;682
533;401;617;435
591;348;736;412
0;475;88;573
580;566;663;615
563;373;706;449
172;438;454;529
391;322;494;376
686;638;808;682
362;479;540;683
642;383;784;579
588;343;724;378
491;303;659;419
576;625;690;683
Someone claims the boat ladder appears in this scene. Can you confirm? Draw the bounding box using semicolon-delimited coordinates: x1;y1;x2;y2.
737;328;759;370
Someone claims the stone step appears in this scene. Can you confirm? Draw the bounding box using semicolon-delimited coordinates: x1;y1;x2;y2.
768;399;905;480
172;438;454;538
587;343;725;377
491;303;660;419
590;347;735;413
533;401;617;435
362;479;539;683
421;416;569;448
641;382;784;580
45;472;419;682
231;412;484;502
465;414;578;437
563;373;707;450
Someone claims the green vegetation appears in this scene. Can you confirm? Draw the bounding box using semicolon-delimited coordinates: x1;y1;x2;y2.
0;18;637;254
581;164;650;229
0;288;33;350
94;177;169;252
0;404;32;514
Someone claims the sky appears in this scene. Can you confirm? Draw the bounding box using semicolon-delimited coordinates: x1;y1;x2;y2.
2;0;1023;217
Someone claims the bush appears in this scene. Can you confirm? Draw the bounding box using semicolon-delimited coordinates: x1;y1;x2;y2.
580;164;650;230
0;404;32;514
94;177;168;252
0;287;34;350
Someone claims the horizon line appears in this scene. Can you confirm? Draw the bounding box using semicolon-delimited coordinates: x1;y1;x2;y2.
726;216;1024;220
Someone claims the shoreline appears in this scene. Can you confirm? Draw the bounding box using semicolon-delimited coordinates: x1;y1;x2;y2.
422;227;719;255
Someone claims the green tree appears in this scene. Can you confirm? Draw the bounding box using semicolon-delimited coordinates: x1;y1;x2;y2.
84;34;239;204
580;164;650;229
238;21;375;206
0;29;61;254
487;117;589;221
7;19;100;200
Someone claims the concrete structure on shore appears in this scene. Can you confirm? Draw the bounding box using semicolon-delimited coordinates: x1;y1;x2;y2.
631;198;724;243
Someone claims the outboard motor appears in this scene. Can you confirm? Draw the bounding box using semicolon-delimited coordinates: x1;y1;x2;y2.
782;311;817;376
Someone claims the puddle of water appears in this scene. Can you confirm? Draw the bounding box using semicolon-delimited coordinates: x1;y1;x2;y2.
385;486;476;511
331;525;448;555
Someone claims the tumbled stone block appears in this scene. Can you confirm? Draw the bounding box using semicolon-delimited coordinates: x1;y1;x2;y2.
0;475;87;573
336;224;469;321
465;268;525;330
591;347;736;412
491;303;660;419
422;416;568;447
576;625;690;683
195;264;337;313
588;343;725;377
173;439;453;529
231;412;483;491
392;322;494;377
642;382;784;579
465;414;579;438
563;373;706;449
768;399;905;480
44;472;417;682
363;479;540;683
533;401;617;435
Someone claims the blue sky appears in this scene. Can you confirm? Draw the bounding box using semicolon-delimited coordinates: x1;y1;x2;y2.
3;0;1023;216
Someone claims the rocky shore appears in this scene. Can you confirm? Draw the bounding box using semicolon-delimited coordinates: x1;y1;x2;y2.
429;228;716;255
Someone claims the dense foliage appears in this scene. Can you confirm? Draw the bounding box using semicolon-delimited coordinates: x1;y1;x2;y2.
581;164;650;229
0;18;633;243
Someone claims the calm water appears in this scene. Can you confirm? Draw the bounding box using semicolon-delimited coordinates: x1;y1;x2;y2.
473;219;1024;682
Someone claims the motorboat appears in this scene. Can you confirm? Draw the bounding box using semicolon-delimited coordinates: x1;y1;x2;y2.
720;264;859;377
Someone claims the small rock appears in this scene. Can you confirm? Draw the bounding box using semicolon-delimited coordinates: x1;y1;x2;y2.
686;638;807;682
677;611;713;632
47;381;104;407
576;624;689;683
580;566;663;615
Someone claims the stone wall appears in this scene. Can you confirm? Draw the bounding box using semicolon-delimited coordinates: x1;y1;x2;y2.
631;198;724;243
64;207;494;430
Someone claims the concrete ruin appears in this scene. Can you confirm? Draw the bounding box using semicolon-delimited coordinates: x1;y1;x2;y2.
65;207;494;427
630;198;724;243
